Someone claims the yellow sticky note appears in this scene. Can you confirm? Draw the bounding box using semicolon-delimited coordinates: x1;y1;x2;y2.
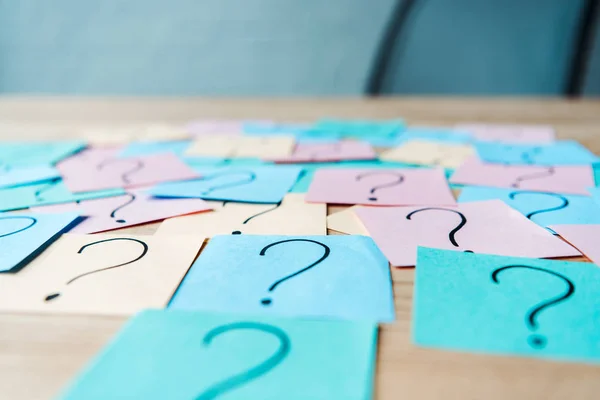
327;206;369;235
380;140;475;168
185;135;295;158
157;193;326;236
83;124;190;145
0;233;203;316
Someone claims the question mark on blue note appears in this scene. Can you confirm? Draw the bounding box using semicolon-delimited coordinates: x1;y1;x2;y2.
231;201;282;235
97;158;144;185
200;171;257;196
508;191;569;220
355;171;404;202
258;238;331;306
491;265;575;349
512;167;555;188
406;208;473;253
0;216;37;238
44;237;148;302
110;193;136;224
197;321;290;400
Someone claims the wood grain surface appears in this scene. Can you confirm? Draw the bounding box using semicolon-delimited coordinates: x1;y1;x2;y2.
1;97;599;400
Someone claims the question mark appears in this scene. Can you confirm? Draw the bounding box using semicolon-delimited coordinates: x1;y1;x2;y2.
197;321;290;400
512;167;555;188
109;193;137;224
491;265;575;349
97;159;144;185
355;171;405;201
200;171;257;196
44;237;148;302
0;216;37;238
508;191;569;220
258;238;330;306
406;208;473;253
231;201;282;235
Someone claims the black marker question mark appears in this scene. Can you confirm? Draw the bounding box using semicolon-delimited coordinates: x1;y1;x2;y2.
355;171;405;201
44;237;148;302
512;167;555;188
97;159;144;185
258;238;330;306
508;191;569;220
110;193;137;224
200;171;257;195
406;208;473;253
0;216;37;238
231;202;282;235
491;265;575;349
196;322;290;400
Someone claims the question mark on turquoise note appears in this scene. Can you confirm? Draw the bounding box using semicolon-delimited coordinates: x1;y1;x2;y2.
508;191;569;220
355;171;405;202
406;207;473;253
110;193;137;224
0;216;37;238
200;171;257;196
231;201;282;235
197;321;290;400
512;167;555;188
44;237;148;302
491;265;575;349
97;158;144;185
258;238;330;306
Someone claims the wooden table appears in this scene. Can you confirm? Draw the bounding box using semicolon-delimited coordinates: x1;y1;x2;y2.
1;97;599;400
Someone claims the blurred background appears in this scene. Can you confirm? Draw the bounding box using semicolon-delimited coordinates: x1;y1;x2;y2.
0;0;598;97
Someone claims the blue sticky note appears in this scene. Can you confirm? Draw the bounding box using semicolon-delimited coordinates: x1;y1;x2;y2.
0;180;125;211
585;187;600;208
458;186;600;230
0;212;80;272
382;128;473;148
0;141;85;167
183;157;270;168
169;235;395;322
315;119;404;138
150;166;301;203
0;165;60;189
594;163;600;187
414;247;600;364
58;310;377;400
118;140;191;157
475;140;599;165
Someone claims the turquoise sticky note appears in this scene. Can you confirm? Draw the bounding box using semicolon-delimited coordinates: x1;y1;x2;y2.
594;163;600;187
376;127;473;147
414;247;600;364
0;165;59;189
150;165;301;203
169;235;394;322
0;180;125;211
0;141;85;167
118;140;191;157
0;212;80;272
458;186;600;230
586;187;600;209
183;157;270;168
58;310;377;400
475;140;599;165
315;119;404;138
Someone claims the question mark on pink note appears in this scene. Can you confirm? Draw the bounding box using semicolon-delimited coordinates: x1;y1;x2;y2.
406;207;473;253
355;171;405;202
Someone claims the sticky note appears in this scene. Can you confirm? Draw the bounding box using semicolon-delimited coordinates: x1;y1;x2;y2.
380;140;475;169
157;194;326;237
0;141;85;167
414;247;600;364
186;119;268;135
272;141;376;163
185;136;295;159
0;212;80;272
32;189;212;234
326;206;369;235
355;200;580;267
306;167;456;206
450;156;594;195
59;153;200;193
0;165;60;189
456;124;555;143
118;140;191;157
169;235;395;322
58;310;377;400
475;141;599;165
150;165;302;204
82;125;189;145
550;225;600;265
378;127;472;147
0;180;125;212
58;147;123;169
0;233;203;315
315;119;404;138
585;186;600;208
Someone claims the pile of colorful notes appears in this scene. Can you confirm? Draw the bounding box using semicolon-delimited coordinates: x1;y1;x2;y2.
2;119;600;399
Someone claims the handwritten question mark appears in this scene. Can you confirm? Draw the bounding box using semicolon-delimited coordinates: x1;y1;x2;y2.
406;208;473;252
258;238;330;306
197;321;290;400
44;237;148;302
0;216;37;238
491;265;575;349
355;171;404;201
200;171;257;196
231;201;282;235
109;193;137;224
512;167;555;188
97;159;144;185
508;191;569;220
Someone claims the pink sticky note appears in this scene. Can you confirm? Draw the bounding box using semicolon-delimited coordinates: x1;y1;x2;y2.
305;168;456;206
31;189;212;233
450;157;593;195
456;124;555;144
272;141;377;163
549;225;600;265
356;200;580;267
58;147;123;170
58;153;200;193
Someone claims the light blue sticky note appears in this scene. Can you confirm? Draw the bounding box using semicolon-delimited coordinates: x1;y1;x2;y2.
475;140;599;165
0;212;80;272
0;141;85;167
118;140;191;157
169;235;394;322
379;127;473;148
244;124;343;143
150;166;301;203
585;187;600;208
58;310;377;400
315;119;404;138
183;157;270;168
0;165;60;189
0;180;125;211
458;186;600;230
414;247;600;364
